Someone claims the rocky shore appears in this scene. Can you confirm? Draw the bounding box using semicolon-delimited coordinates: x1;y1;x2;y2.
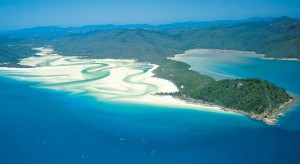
168;94;297;125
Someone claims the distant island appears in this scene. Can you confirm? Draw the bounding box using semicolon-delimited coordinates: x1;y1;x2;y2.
1;16;299;125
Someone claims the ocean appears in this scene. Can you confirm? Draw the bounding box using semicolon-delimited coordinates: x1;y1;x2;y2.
1;49;300;163
174;49;300;131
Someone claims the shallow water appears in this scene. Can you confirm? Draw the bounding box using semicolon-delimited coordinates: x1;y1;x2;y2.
1;49;300;163
1;77;300;164
174;49;300;131
0;48;177;103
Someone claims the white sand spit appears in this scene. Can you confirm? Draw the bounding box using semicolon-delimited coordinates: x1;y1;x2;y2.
0;47;239;114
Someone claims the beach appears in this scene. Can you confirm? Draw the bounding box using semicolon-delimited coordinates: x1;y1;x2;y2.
0;47;237;115
171;48;299;125
171;48;300;62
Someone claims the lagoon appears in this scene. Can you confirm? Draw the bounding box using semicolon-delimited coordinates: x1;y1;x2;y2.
174;49;300;131
1;49;300;163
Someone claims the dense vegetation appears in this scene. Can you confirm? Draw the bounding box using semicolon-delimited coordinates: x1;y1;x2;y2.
0;16;296;115
50;16;300;60
53;29;184;62
169;16;300;59
153;59;291;114
153;59;214;94
0;44;35;67
193;79;290;114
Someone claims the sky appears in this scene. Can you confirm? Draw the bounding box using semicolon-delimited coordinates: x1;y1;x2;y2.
0;0;300;30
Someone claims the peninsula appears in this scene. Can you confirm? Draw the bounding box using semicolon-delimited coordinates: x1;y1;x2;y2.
1;16;299;125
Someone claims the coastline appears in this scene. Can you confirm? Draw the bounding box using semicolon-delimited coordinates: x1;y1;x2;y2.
169;48;299;125
169;95;297;125
0;47;297;125
260;55;300;61
171;48;300;62
0;47;239;116
257;97;297;125
227;97;297;125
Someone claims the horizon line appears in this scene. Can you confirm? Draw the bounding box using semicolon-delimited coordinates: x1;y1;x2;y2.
1;15;299;32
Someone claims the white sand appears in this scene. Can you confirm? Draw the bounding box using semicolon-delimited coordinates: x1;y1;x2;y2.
172;48;299;62
0;47;239;114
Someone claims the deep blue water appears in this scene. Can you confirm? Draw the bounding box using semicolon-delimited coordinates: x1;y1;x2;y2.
1;51;300;163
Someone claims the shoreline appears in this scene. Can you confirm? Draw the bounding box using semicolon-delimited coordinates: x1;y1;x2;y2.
229;97;297;125
169;94;298;125
0;47;297;125
171;48;300;62
95;63;239;115
260;55;300;61
169;48;299;125
0;47;239;116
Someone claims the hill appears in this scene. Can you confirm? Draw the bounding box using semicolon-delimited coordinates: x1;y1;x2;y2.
169;16;300;59
49;16;300;59
0;16;297;124
53;29;184;62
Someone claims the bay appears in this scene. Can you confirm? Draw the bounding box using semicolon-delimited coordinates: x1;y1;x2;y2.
1;49;300;163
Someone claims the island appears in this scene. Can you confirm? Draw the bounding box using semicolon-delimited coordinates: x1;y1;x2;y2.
1;16;299;125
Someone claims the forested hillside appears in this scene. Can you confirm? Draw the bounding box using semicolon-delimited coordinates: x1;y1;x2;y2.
0;36;35;67
170;16;300;59
0;16;297;122
53;29;184;62
51;16;300;59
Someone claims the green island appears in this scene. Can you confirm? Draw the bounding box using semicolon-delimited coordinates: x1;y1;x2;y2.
1;16;299;124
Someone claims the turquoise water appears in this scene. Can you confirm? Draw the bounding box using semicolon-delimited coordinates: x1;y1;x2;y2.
1;50;300;163
174;50;300;131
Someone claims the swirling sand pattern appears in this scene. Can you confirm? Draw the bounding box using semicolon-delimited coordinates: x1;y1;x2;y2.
0;47;236;113
0;48;175;101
